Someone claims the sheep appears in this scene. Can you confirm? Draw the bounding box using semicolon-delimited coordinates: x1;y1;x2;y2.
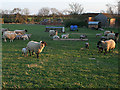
80;34;87;39
53;35;60;39
27;41;47;58
96;33;102;37
3;31;17;42
107;33;115;40
61;34;69;38
25;34;32;39
107;33;119;43
14;29;27;35
85;42;89;49
15;33;22;40
22;47;27;57
97;39;116;54
104;31;111;36
21;34;29;40
49;30;56;36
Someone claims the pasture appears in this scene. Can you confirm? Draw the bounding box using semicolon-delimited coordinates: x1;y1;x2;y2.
2;24;119;88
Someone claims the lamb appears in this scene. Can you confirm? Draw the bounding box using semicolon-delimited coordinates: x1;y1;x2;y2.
14;29;27;35
27;41;47;58
85;42;89;49
22;47;27;57
61;34;69;38
49;30;56;36
97;39;116;54
15;33;22;40
3;31;17;42
80;34;87;39
96;33;102;37
21;34;29;40
25;34;32;39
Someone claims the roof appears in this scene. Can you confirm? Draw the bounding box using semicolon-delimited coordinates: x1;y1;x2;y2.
88;21;99;25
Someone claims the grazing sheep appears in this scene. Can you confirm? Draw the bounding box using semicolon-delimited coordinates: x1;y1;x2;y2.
21;34;29;40
3;31;17;42
96;33;102;37
22;47;27;57
27;41;47;58
80;34;87;39
1;28;9;35
61;34;69;38
97;39;116;54
14;29;27;35
98;28;104;31
85;42;89;49
49;30;56;36
104;31;111;36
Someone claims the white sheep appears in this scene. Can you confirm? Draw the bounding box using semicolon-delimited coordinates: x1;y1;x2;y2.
61;34;69;38
14;29;27;35
22;47;27;57
53;35;60;39
96;33;102;37
80;34;87;39
104;31;111;36
49;30;56;36
97;39;116;54
107;33;115;40
3;31;17;42
21;34;29;40
85;42;89;49
27;41;47;58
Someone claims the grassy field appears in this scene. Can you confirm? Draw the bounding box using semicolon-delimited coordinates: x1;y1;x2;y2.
2;24;119;88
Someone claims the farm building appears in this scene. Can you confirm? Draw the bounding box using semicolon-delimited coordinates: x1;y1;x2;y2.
88;21;101;29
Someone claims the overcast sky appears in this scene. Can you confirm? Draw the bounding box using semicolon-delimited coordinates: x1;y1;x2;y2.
0;0;118;15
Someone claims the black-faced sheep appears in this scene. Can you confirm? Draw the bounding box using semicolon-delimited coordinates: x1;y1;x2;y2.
27;41;47;58
107;33;119;43
97;39;116;54
3;31;17;42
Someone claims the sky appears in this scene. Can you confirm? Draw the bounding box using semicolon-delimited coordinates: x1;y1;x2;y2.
0;0;118;15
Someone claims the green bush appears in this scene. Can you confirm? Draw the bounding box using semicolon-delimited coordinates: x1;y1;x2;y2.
64;19;87;27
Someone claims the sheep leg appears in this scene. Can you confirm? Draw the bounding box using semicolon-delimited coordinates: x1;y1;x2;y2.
29;50;31;56
36;53;39;58
104;49;107;55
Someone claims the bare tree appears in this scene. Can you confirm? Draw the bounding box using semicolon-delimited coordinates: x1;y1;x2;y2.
68;2;84;15
22;8;30;15
38;7;50;16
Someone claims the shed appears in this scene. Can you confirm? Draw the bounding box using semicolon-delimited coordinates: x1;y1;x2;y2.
88;21;101;29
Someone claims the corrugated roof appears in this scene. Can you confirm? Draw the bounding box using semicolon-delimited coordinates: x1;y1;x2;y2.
88;21;99;25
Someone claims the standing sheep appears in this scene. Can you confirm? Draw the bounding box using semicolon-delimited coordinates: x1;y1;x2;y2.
97;39;116;54
3;31;17;42
27;41;47;58
61;34;69;38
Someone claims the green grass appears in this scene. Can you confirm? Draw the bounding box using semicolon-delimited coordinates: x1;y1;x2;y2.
2;24;119;88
